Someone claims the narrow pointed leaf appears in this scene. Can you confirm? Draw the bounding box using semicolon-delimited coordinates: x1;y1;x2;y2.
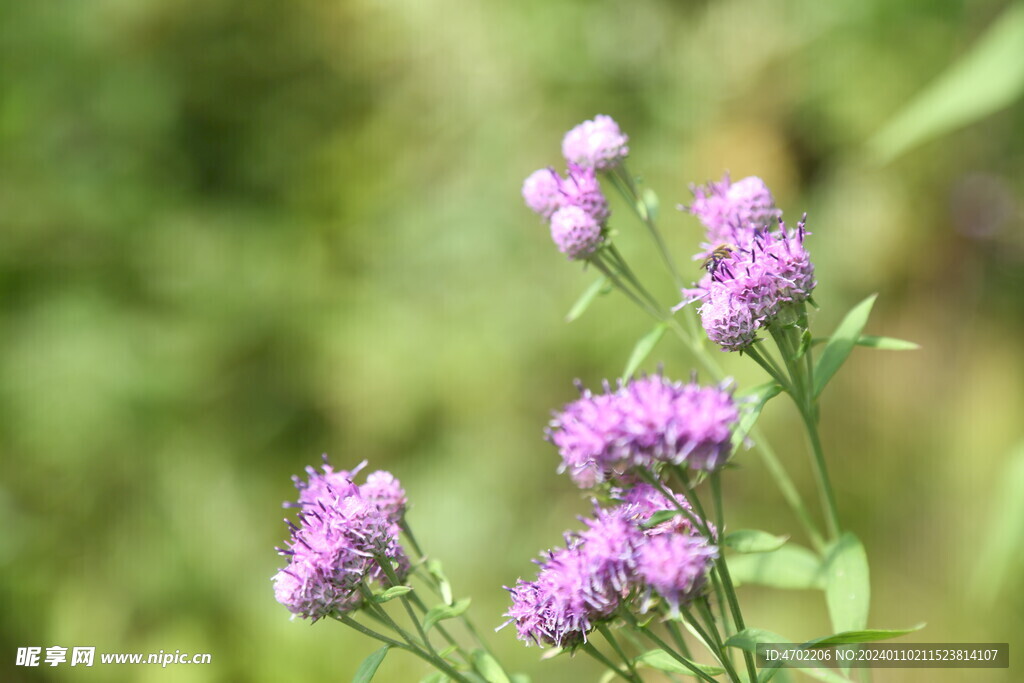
423;597;471;632
353;646;390;683
808;624;925;646
374;585;413;603
471;649;511;683
731;382;782;450
724;529;790;554
622;323;667;380
869;3;1024;163
725;630;852;683
811;335;918;350
823;532;870;635
566;276;610;322
814;295;877;397
970;440;1024;605
634;649;725;677
728;544;825;589
426;559;453;605
642;188;660;221
641;509;689;529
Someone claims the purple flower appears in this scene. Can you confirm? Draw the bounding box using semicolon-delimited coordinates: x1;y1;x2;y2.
274;458;409;621
522;168;563;220
561;115;629;170
547;375;739;487
549;205;603;259
560;164;610;223
637;534;717;616
698;284;762;352
685;174;781;246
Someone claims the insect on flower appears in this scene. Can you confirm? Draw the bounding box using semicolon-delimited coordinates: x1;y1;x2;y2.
701;243;735;278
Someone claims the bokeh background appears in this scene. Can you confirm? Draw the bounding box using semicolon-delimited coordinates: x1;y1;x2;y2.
2;0;1022;681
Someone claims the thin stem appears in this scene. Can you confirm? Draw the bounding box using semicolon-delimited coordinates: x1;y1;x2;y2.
799;406;841;540
610;163;685;290
622;611;724;683
598;623;642;682
336;614;408;651
581;642;636;683
338;614;471;683
591;253;665;322
709;473;736;636
665;619;693;659
742;344;792;393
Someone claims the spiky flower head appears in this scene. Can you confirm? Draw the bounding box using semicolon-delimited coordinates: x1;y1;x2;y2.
274;458;409;621
522;167;564;220
549;205;604;260
637;534;718;616
547;375;739;488
561;115;629;170
686;174;781;246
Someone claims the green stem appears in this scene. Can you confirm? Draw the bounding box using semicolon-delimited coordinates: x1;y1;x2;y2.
610;163;685;291
581;642;636;683
338;614;471;683
665;619;693;659
598;623;642;682
799;406;841;540
621;611;723;683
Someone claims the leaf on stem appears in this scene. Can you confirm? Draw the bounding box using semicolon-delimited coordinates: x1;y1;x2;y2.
724;529;790;554
808;624;925;645
634;649;725;677
423;597;471;632
823;532;870;635
622;323;668;381
731;382;782;450
353;646;390;683
425;559;454;605
471;649;511;683
566;276;611;322
724;630;853;683
969;440;1024;606
813;294;877;398
811;335;919;351
641;187;660;222
641;509;688;530
727;544;825;589
374;585;413;603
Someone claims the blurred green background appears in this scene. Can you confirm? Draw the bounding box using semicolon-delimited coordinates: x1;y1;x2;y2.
2;0;1022;681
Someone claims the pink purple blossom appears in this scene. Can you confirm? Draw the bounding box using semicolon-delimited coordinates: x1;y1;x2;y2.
549;205;604;260
637;534;718;616
522;168;563;220
561;115;629;170
547;375;739;487
274;458;409;621
685;174;781;246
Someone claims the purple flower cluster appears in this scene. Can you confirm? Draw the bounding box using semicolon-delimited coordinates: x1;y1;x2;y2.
522;115;627;260
547;374;739;488
681;175;816;351
273;458;409;621
501;484;716;648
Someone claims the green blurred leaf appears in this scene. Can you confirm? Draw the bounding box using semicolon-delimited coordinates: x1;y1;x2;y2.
732;382;782;450
634;649;725;677
823;532;870;635
869;3;1024;163
622;323;667;380
725;630;852;683
566;276;610;322
419;674;447;683
795;329;812;360
471;649;510;683
728;544;825;589
641;509;688;529
374;585;413;603
970;440;1024;606
724;529;789;554
809;624;925;646
426;559;453;605
353;646;389;683
423;597;471;632
812;335;919;351
642;187;660;222
814;295;877;398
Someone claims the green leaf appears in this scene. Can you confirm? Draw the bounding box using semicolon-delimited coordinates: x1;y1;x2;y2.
728;544;825;589
853;335;919;351
634;649;725;677
641;509;688;529
509;676;531;683
353;646;389;683
823;532;870;635
794;329;812;360
566;276;610;323
724;529;790;554
642;188;660;221
426;559;453;605
423;597;471;632
970;439;1024;606
419;674;447;683
471;649;511;683
868;3;1024;163
622;323;667;380
374;585;413;603
731;382;782;450
808;624;925;646
813;294;877;398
